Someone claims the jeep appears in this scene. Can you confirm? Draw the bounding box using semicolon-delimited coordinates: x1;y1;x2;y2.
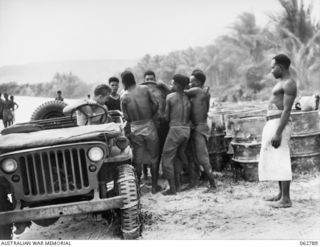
0;101;141;240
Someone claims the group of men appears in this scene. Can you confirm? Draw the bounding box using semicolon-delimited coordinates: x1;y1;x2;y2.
65;53;297;207
0;93;19;128
121;69;220;195
64;69;216;195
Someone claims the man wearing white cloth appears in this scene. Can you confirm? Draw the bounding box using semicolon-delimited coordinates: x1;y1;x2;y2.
259;54;297;208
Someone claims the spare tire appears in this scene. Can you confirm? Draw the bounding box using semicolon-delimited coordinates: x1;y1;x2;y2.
31;100;67;121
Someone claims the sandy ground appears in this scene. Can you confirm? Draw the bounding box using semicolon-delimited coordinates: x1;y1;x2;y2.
14;171;320;240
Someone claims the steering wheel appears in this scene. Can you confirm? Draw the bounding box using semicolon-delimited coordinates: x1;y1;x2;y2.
70;102;108;125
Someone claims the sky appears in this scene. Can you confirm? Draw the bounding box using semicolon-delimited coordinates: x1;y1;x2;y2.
0;0;319;67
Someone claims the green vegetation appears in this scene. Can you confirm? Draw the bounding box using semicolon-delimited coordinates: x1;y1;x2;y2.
132;0;320;101
0;72;92;99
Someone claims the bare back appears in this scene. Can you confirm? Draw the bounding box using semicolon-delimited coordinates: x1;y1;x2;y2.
185;87;210;125
166;92;190;126
121;85;158;122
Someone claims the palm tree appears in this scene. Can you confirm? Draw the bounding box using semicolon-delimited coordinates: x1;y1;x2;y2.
269;0;320;89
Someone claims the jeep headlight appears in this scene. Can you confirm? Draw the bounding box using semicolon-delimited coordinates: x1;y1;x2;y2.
115;136;129;151
1;158;18;173
88;147;104;162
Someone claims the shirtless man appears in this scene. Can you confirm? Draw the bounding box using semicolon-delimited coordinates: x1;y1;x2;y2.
184;69;216;192
63;84;111;126
141;70;171;179
105;77;121;111
259;54;297;208
162;74;191;195
120;71;161;194
2;93;14;128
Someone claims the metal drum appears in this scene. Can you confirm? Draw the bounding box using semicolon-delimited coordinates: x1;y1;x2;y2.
291;153;320;173
289;110;320;172
233;116;266;143
230;116;265;182
224;109;267;138
207;131;227;171
290;132;320;155
231;142;261;182
232;142;261;161
291;110;320;134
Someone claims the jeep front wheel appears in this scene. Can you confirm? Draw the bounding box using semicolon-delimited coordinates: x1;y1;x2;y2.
116;164;141;239
0;186;13;240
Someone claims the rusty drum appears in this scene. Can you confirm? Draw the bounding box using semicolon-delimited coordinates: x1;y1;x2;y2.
230;116;265;181
289;110;320;172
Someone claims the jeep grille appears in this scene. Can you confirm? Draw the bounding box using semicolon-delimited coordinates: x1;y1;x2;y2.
9;142;107;202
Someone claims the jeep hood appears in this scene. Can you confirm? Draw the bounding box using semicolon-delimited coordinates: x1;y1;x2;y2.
0;123;122;154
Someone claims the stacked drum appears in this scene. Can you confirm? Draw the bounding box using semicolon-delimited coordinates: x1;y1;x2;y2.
290;110;320;172
207;106;266;172
231;116;266;181
207;112;227;171
230;109;320;181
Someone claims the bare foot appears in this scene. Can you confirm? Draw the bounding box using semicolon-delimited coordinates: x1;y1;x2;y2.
151;185;163;194
263;194;281;202
181;181;201;192
203;186;217;194
162;189;176;196
271;200;292;208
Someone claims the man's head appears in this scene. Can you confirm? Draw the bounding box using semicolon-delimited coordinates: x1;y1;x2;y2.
271;54;291;79
144;70;156;83
190;69;206;88
108;77;120;94
57;90;62;95
173;74;189;91
121;71;136;90
10;95;14;100
93;84;112;104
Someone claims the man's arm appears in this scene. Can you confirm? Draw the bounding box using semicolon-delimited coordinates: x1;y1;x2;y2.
148;88;159;116
120;95;130;122
157;82;171;96
205;88;210;113
184;87;201;96
272;80;297;148
164;96;171;123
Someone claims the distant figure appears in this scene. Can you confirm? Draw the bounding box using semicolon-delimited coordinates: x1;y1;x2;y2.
120;71;161;194
259;54;297;208
2;93;14;128
9;95;19;124
141;70;171;179
63;84;112;126
162;74;191;195
87;94;91;99
0;93;4;123
55;90;64;101
105;77;121;111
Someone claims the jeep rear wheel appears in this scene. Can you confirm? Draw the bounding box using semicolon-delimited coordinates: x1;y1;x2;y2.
116;164;141;239
0;186;13;240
